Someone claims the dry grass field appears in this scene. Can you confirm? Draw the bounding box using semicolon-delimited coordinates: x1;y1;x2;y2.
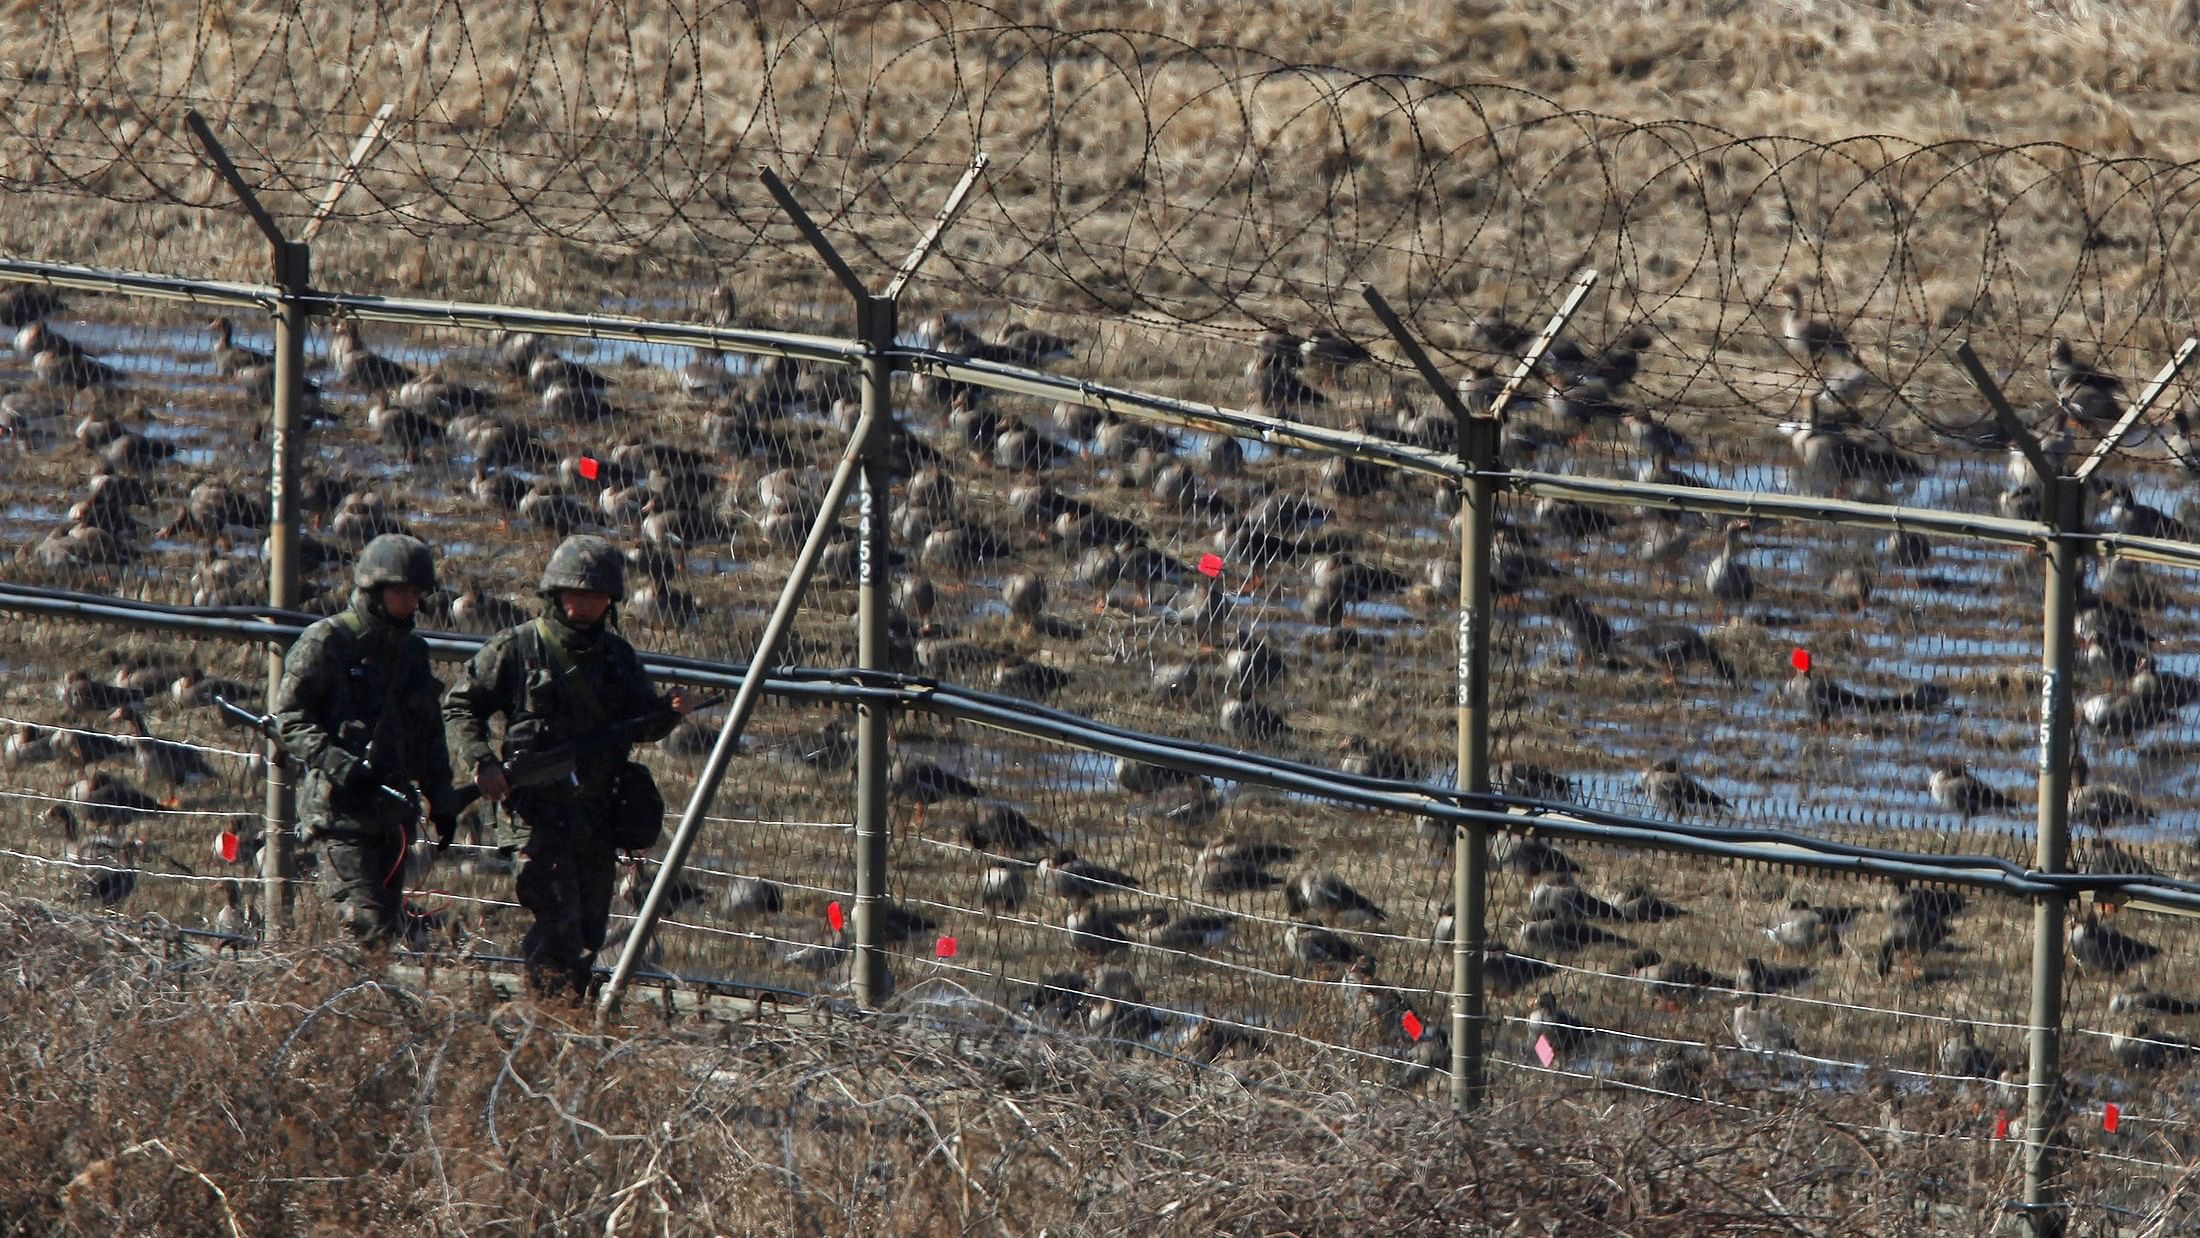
8;0;2200;1231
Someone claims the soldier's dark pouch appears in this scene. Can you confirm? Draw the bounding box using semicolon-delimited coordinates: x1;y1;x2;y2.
606;761;664;851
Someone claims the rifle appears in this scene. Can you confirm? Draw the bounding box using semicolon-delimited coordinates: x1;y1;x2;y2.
479;693;724;804
214;695;418;810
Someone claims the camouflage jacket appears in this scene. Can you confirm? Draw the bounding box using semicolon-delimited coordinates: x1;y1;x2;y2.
274;590;454;836
442;615;678;802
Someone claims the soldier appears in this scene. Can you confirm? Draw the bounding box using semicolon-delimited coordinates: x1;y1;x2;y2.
274;533;460;947
443;534;692;1003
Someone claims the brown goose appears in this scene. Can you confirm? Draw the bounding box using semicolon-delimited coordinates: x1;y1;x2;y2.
328;319;416;390
111;707;217;794
69;771;166;828
207;317;271;376
1773;283;1851;367
1036;850;1142;902
19;322;123;390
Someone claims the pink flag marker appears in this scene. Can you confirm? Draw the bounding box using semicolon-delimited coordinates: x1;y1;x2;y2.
1196;553;1224;578
826;901;845;933
1401;1010;1424;1042
1534;1034;1556;1067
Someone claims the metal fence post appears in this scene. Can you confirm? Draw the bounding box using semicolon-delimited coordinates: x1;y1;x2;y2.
1957;336;2193;1236
852;292;897;1007
1360;274;1593;1109
1452;413;1499;1109
264;239;309;934
183;110;315;938
2023;472;2081;1236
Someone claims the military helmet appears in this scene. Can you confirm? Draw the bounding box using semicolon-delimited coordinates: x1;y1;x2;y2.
539;534;625;597
352;533;436;592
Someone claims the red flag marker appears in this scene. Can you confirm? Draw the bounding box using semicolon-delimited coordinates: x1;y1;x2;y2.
1401;1010;1424;1042
1196;553;1224;578
1993;1111;2011;1140
1789;648;1812;673
1534;1034;1556;1067
2103;1103;2121;1133
934;935;957;959
215;831;240;864
578;456;601;481
826;901;845;933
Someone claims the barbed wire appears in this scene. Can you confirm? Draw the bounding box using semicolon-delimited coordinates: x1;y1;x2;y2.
4;0;2200;410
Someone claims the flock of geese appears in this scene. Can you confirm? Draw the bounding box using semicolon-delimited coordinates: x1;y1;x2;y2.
3;276;2199;1087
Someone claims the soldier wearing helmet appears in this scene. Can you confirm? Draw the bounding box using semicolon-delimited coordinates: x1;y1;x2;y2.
443;535;693;1003
273;532;460;947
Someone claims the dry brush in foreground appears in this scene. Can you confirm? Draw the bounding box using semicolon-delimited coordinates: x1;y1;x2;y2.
0;895;2169;1236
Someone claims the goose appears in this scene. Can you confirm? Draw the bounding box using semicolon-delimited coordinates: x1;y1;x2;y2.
1785;417;1926;497
1638;758;1731;819
1703;520;1754;612
540;381;623;423
1492;835;1580;874
1766;899;1857;954
1733;992;1798;1055
978;863;1028;912
1637;620;1736;685
1286;869;1387;925
395;374;495;417
1525;991;1592;1058
1625;949;1725;993
1614;884;1690;924
1786;649;1951;725
1284;921;1366;971
327;319;416;390
207;317;271;376
212;877;262;947
720;876;785;920
2068;755;2155;829
78;836;144;907
1527;872;1625;922
1773;283;1851;366
4;724;58;766
960;803;1053;857
1875;904;1954;978
1738;956;1813;995
620;857;709;917
1517;915;1632;953
19;322;123;389
2111;1022;2199;1071
1929;763;2022;827
527;351;611;394
2049;337;2125;429
1482;943;1561;995
1937;1025;2003;1079
111;707;217;794
2069;910;2159;973
1036;851;1141;902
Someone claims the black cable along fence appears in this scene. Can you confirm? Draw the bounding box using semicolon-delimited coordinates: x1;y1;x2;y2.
10;2;2200;1227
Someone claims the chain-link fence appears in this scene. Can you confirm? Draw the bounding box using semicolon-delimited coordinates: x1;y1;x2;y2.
15;5;2200;1225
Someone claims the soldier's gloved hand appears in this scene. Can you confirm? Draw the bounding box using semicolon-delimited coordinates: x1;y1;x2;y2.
427;792;463;852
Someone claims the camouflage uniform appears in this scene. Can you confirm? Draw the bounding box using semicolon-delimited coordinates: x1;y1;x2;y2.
442;536;679;1000
274;534;456;947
